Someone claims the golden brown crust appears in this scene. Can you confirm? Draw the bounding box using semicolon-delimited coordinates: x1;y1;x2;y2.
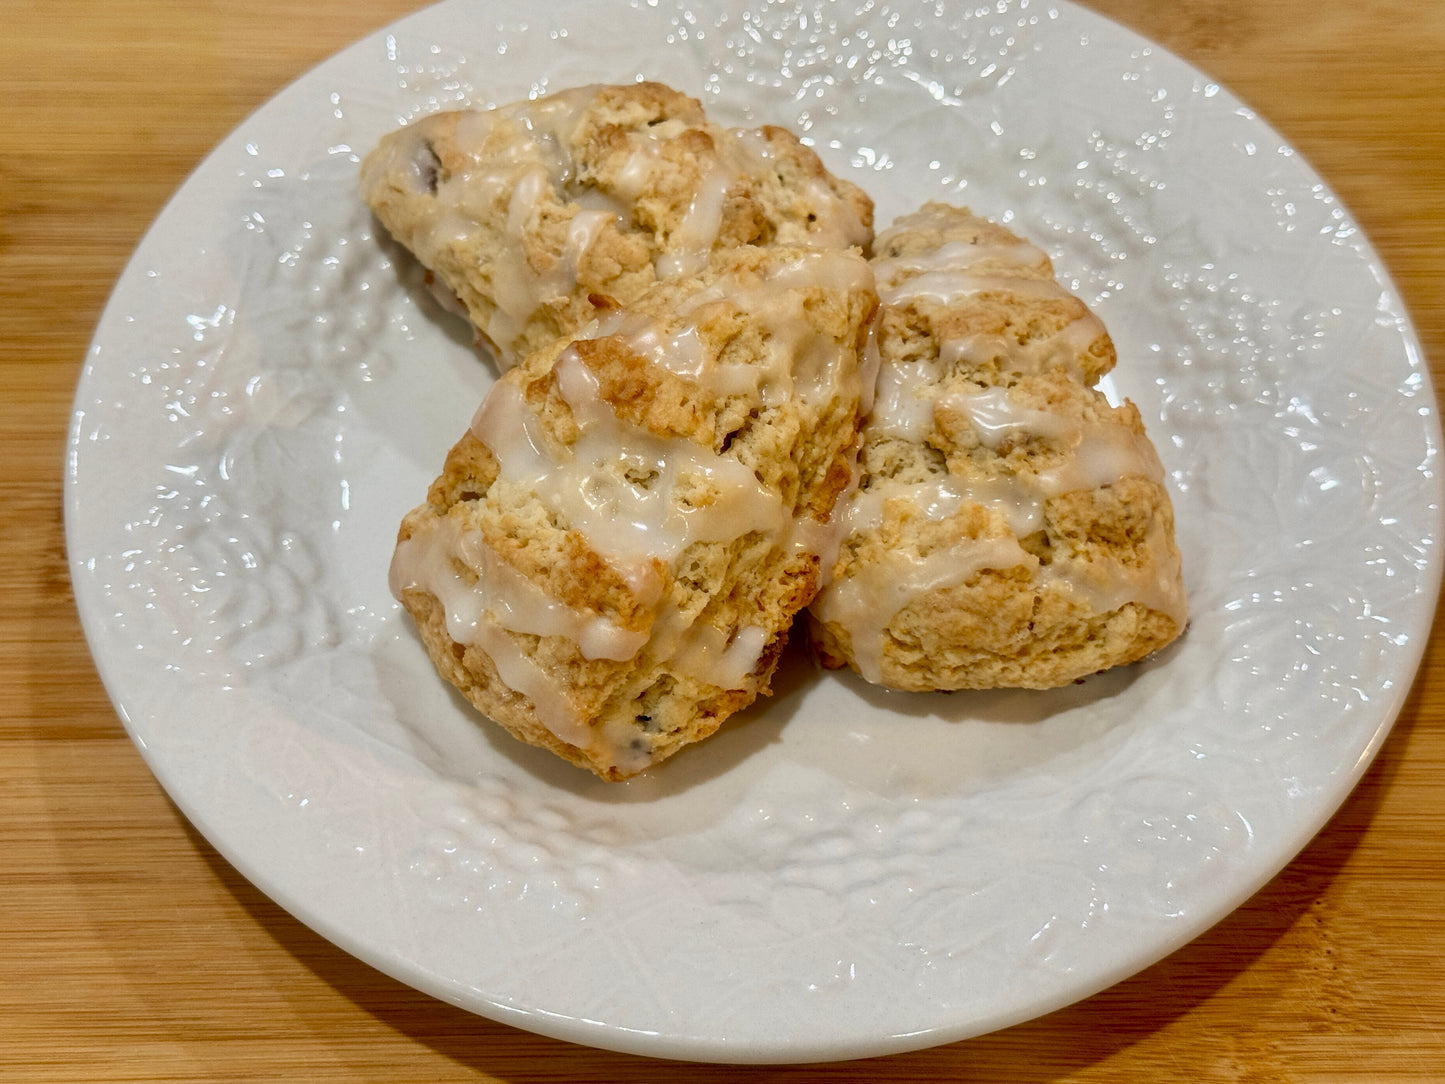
808;204;1186;690
391;244;878;778
361;82;874;370
870;202;1116;387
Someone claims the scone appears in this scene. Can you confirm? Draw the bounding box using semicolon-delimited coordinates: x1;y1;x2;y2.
808;203;1187;690
361;81;874;370
390;244;878;779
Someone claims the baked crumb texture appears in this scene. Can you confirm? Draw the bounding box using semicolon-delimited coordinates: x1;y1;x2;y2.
361;81;874;370
371;80;1189;777
390;245;878;779
807;202;1188;691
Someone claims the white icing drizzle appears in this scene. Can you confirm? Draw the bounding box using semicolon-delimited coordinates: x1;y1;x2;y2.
600;247;873;416
753;250;876;411
938;312;1107;376
821;527;1035;685
635;125;871;281
817;378;1184;678
388;517;647;660
869;355;945;440
665;622;771;689
802;177;871;249
871;229;1107;380
816;219;1185;683
613;141;660;201
363;86;613;367
884;239;1051;276
953;386;1080;449
390;518;592;748
766;248;876;294
657;162;735;278
551;207;615;291
879;270;1077;308
543;350;790;567
487;166;552;346
857;311;883;417
393;249;872;762
590;308;760;397
365;91;872;371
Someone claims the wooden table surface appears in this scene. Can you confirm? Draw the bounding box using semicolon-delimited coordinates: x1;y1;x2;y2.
4;1;1443;1080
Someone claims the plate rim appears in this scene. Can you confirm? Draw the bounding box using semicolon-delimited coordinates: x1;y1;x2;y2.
63;0;1445;1063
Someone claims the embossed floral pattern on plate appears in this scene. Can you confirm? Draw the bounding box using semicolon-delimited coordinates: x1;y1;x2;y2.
66;0;1440;1064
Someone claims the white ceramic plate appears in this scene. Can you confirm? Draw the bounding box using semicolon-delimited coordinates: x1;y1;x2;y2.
66;0;1441;1064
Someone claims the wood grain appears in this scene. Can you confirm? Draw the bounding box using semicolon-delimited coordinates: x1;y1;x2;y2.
3;1;1442;1080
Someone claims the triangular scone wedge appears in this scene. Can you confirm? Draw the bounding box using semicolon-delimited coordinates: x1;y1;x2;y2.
361;81;873;370
809;203;1187;690
391;245;878;779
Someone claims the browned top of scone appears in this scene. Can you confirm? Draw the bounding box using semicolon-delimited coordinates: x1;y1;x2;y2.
870;201;1116;387
390;243;878;777
810;203;1186;691
362;82;874;368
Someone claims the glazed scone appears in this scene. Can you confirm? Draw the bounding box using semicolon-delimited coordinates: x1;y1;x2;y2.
390;244;878;779
808;203;1187;690
361;81;874;370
